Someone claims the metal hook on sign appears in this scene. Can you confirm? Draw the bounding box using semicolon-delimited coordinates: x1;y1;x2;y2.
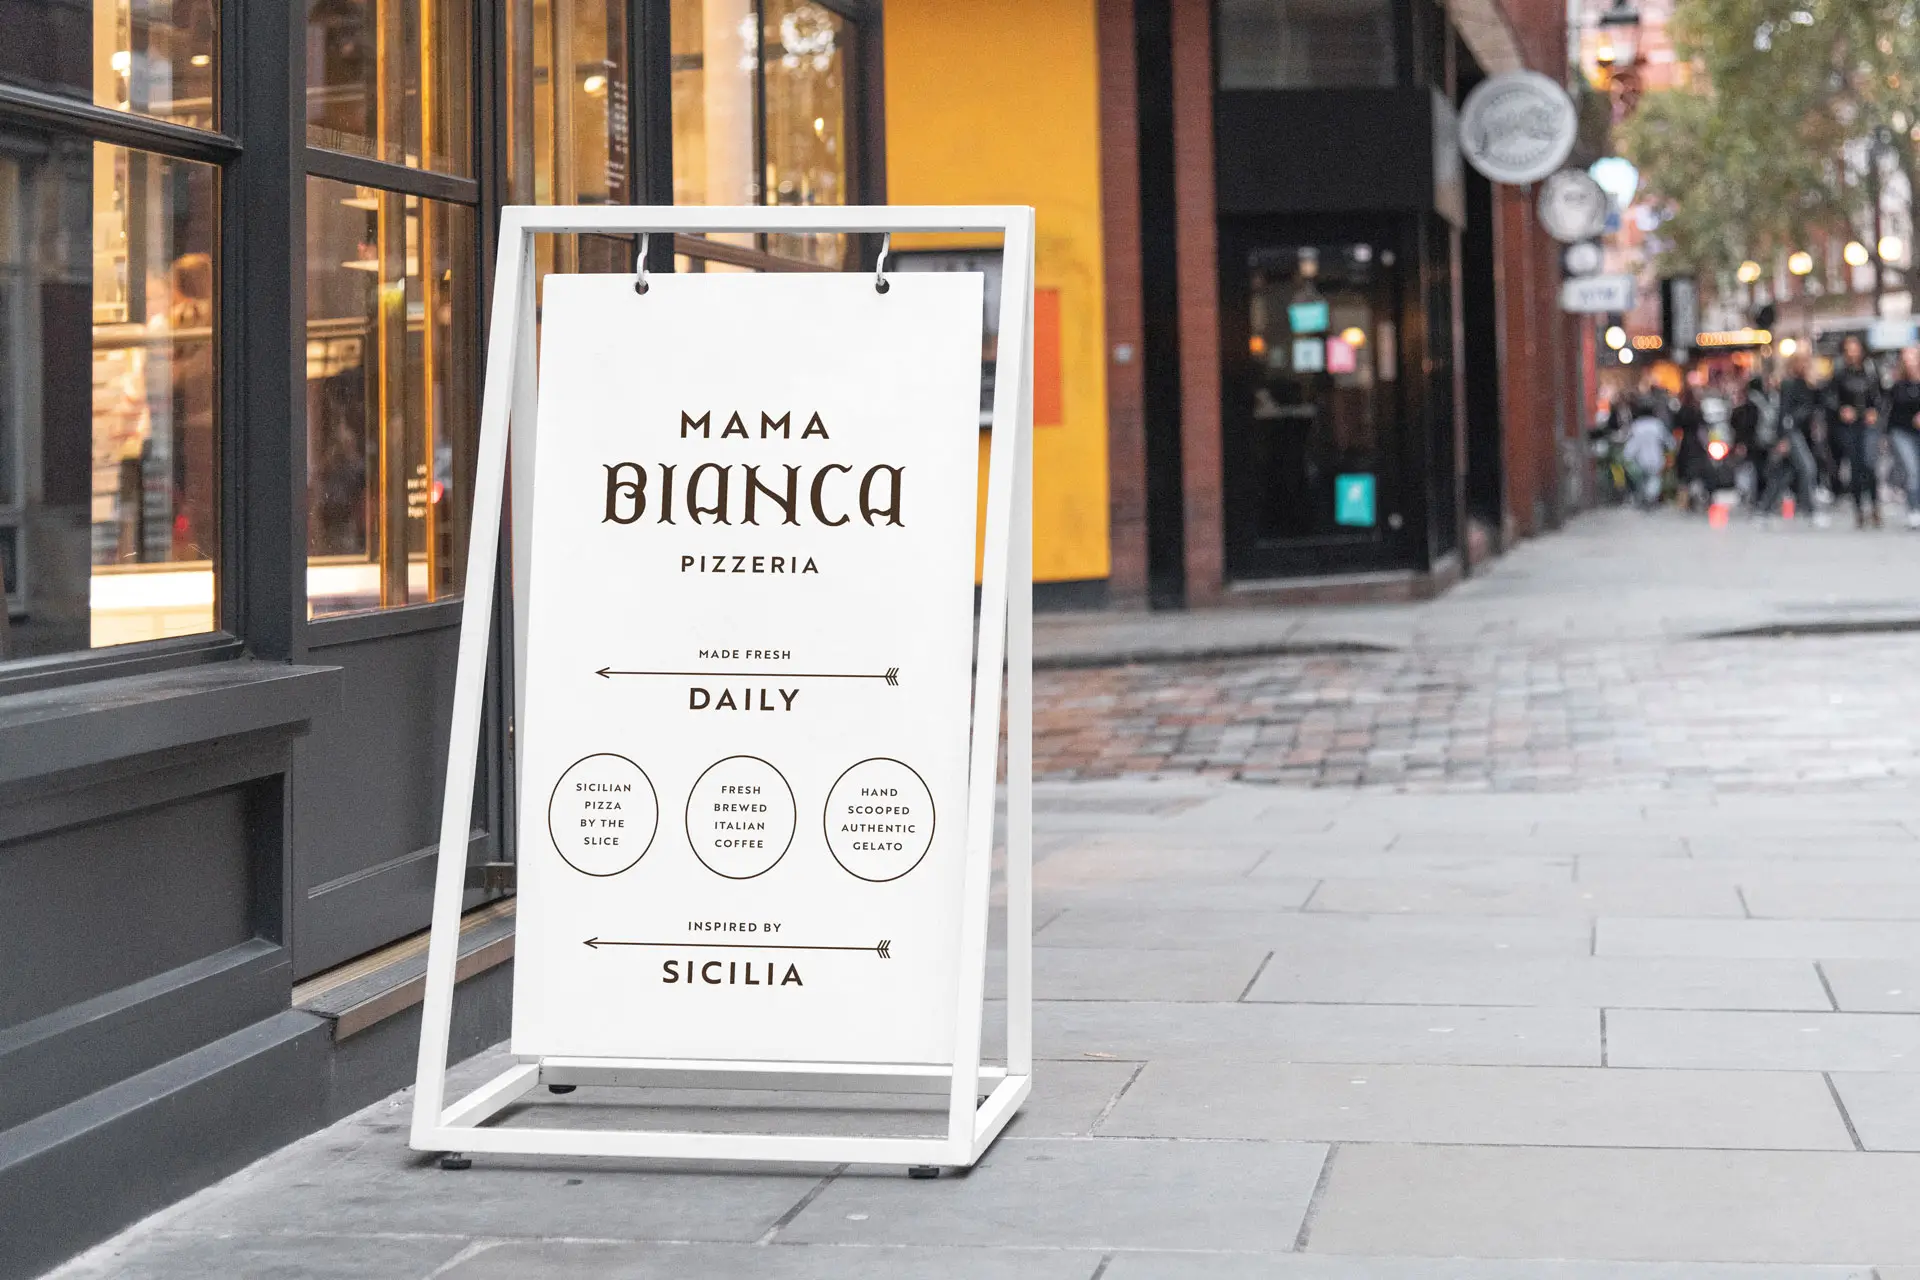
633;233;651;295
874;233;891;294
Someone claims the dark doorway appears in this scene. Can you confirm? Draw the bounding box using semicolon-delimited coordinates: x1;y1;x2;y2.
1219;215;1411;579
1460;70;1503;539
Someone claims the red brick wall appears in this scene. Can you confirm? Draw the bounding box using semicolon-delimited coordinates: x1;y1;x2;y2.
1098;0;1151;605
1170;0;1224;603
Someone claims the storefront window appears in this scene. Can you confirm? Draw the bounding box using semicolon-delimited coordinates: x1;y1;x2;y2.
508;0;635;278
0;139;218;659
671;0;854;267
1217;0;1396;90
0;1;217;130
304;178;476;618
305;0;472;176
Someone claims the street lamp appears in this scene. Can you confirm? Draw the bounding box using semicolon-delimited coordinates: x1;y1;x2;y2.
1881;235;1905;263
1595;0;1642;69
1736;260;1763;284
1844;240;1871;267
1788;251;1814;276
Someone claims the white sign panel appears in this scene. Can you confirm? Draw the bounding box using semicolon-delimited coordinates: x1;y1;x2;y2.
1537;169;1609;243
512;272;983;1066
1561;273;1636;313
1459;70;1578;186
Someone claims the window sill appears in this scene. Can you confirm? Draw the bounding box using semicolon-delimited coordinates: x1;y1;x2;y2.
0;661;343;787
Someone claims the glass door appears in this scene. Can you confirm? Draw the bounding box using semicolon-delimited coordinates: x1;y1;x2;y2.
1220;218;1409;579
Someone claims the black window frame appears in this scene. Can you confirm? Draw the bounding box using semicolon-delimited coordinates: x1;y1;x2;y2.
0;4;250;698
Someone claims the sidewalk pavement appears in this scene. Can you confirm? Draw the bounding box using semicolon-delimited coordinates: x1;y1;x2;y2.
45;780;1920;1277
1037;507;1920;666
42;507;1920;1278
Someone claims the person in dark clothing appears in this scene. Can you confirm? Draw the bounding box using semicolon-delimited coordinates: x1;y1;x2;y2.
1886;345;1920;528
1775;354;1826;523
1673;388;1711;509
1730;378;1764;503
1826;334;1885;527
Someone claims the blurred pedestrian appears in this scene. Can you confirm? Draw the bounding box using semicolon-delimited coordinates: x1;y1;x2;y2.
1777;353;1827;525
1887;345;1920;529
1730;376;1770;504
1623;395;1672;507
1825;334;1884;528
1674;387;1712;509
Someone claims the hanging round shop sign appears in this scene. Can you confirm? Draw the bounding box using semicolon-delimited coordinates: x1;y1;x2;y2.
1538;170;1610;243
1562;239;1605;277
1458;70;1579;186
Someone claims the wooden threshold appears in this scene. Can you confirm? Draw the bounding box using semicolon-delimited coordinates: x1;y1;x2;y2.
293;898;516;1041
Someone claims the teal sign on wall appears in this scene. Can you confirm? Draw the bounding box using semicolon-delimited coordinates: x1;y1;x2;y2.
1288;299;1330;334
1335;473;1376;527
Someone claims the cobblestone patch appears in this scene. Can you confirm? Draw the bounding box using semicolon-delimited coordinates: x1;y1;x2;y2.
1034;634;1920;791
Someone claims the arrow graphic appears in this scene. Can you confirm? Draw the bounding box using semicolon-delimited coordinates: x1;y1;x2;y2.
585;937;893;959
596;666;900;685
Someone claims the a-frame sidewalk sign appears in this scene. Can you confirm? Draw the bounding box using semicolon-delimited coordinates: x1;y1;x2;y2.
409;205;1035;1174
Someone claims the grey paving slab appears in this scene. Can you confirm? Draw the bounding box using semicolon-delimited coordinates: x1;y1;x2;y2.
1606;1010;1920;1071
1404;832;1693;858
1305;879;1743;918
1254;851;1576;883
1031;1000;1598;1065
1742;883;1920;920
1686;830;1920;857
782;1137;1327;1250
439;1241;1100;1279
1304;1144;1920;1263
1576;856;1920;887
1103;1256;1875;1279
1598;918;1920;959
1034;879;1322;913
45;1232;468;1280
1034;844;1273;885
984;946;1271;1002
489;1059;1135;1142
1244;951;1827;1010
1820;960;1920;1012
1100;1061;1850;1149
1036;908;1589;953
162;1144;821;1242
1828;1072;1920;1150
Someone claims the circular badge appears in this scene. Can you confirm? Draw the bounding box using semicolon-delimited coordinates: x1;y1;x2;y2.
823;758;936;883
548;754;659;876
685;755;797;879
1563;240;1605;277
1537;170;1610;243
1458;70;1578;186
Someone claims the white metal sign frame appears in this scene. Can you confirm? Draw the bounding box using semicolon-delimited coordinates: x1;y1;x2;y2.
409;205;1036;1172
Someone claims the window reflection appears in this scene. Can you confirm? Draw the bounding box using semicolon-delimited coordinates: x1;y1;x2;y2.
670;0;852;267
305;0;472;176
761;0;847;265
0;1;217;129
508;0;634;278
1216;0;1396;89
0;140;218;661
305;178;475;618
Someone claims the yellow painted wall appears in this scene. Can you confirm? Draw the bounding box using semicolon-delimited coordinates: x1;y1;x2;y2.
884;0;1112;583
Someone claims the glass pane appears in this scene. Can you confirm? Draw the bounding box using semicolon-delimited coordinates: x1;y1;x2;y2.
1243;241;1393;542
306;0;472;176
507;0;633;278
0;141;218;662
0;1;217;129
762;0;849;266
1217;0;1396;89
304;177;476;618
671;0;761;206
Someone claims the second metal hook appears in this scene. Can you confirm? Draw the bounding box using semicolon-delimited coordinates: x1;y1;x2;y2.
634;233;651;295
874;233;890;294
